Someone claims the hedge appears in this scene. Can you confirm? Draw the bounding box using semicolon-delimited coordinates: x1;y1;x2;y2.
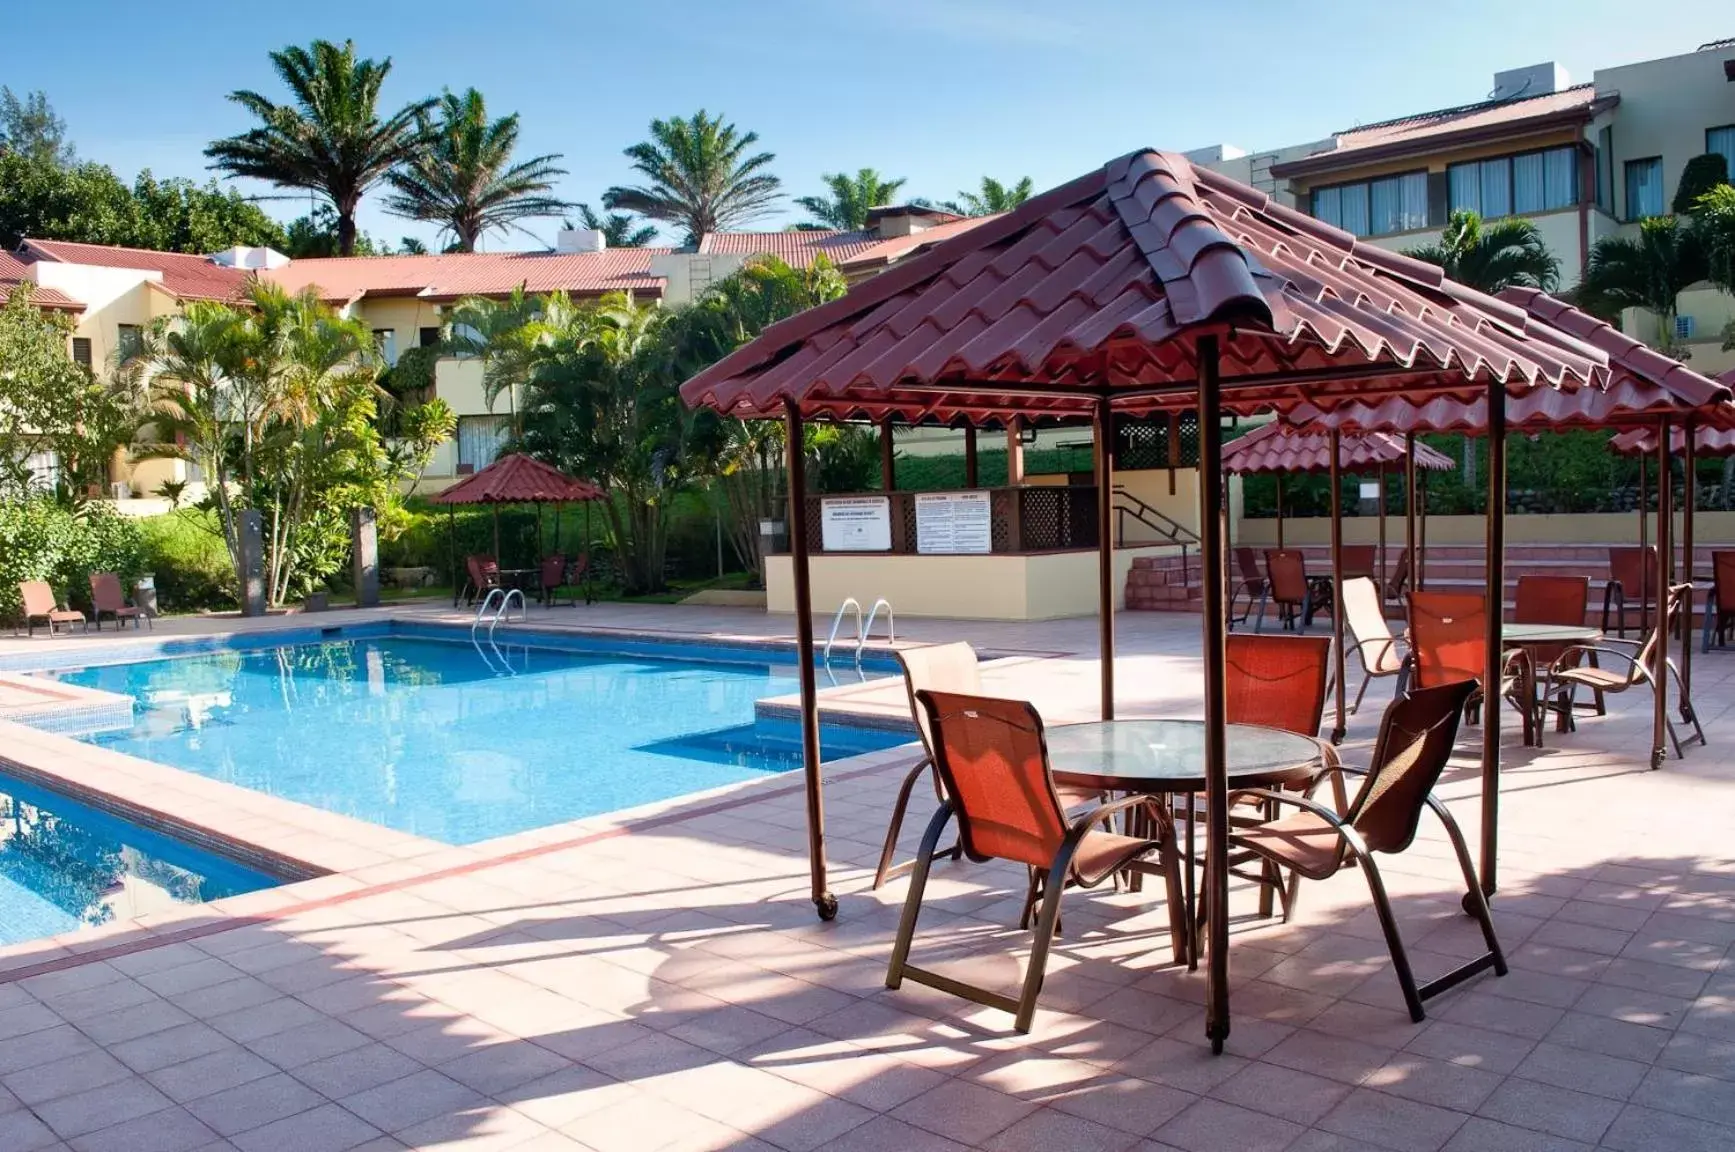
0;499;146;621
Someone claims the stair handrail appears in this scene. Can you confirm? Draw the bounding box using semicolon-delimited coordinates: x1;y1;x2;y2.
823;597;862;665
858;598;895;664
1112;486;1198;589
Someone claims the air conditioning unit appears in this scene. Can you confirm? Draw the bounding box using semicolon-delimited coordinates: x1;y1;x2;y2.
109;482;131;499
1675;315;1697;341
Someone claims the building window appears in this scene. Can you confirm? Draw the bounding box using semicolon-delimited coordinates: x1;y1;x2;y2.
1448;146;1577;219
70;337;92;368
1624;157;1664;220
1311;171;1427;237
116;324;144;363
418;326;441;348
1595;127;1613;213
456;416;509;472
1709;126;1735;183
373;328;398;366
23;451;59;493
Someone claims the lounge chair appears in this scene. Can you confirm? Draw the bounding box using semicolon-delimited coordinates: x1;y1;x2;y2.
1408;590;1533;745
1228;547;1266;629
885;688;1187;1032
18;581;86;637
1514;574;1596;718
89;572;150;631
1384;550;1411;604
1602;546;1657;638
1339;544;1377;582
1337;576;1407;717
458;554;501;607
1541;583;1706;762
1256;549;1314;632
1701;551;1735;652
1225;679;1507;1022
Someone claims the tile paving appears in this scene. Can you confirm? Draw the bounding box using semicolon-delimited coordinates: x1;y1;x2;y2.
0;603;1732;1149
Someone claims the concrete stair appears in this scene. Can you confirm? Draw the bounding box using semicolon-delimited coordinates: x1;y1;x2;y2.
1125;554;1202;612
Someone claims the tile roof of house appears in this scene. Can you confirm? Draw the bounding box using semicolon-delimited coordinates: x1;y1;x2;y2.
0;252;80;310
695;230;883;266
264;249;673;304
22;239;252;301
681;149;1609;425
836;215;998;273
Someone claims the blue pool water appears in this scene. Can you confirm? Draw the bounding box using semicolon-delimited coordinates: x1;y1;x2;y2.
0;772;276;946
52;634;910;845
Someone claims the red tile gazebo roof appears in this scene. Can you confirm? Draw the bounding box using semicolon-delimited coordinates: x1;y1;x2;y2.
428;453;603;505
1222;421;1456;475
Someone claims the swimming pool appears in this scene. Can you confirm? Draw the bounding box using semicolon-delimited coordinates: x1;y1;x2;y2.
47;630;911;845
0;771;277;946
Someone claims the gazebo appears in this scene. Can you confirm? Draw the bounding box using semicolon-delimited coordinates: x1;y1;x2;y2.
428;453;605;604
682;149;1616;1051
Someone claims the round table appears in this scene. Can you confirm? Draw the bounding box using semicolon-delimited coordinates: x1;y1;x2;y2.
1046;719;1323;967
1501;623;1603;646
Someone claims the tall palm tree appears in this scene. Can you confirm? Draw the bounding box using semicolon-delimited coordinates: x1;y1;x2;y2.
1575;215;1707;353
794;169;906;230
602;111;781;245
205;39;434;256
1403;210;1561;293
927;175;1035;217
383;88;569;252
571;203;658;248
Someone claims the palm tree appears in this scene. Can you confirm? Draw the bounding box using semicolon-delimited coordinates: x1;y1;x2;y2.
794;169;906;230
925;176;1035;217
1402;210;1561;293
383;88;570;252
205;40;435;256
571;203;658;248
602;111;781;245
1576;215;1707;353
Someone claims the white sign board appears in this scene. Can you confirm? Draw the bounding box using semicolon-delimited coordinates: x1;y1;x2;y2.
821;496;892;552
915;491;993;555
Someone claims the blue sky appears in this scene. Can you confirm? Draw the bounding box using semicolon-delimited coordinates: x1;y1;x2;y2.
6;0;1730;250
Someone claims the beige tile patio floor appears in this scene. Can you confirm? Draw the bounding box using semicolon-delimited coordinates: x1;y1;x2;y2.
1;604;1733;1150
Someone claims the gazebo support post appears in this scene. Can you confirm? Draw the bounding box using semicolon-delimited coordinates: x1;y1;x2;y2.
1095;396;1115;720
1480;380;1507;898
492;505;501;566
1196;336;1231;1054
1405;434;1419;605
1652;421;1673;770
1274;475;1284;551
879;418;895;491
448;507;458;607
1329;430;1346;743
1638;456;1650;636
1419;471;1429;590
784;402;835;920
964;425;979;489
1378;470;1389;594
1681;424;1697;721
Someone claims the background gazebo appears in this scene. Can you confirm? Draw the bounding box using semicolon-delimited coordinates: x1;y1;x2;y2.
429;453;604;604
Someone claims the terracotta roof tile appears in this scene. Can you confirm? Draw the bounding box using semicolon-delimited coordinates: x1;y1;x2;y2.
22;239;251;301
680;149;1608;424
427;454;603;505
1222;422;1456;474
837;215;998;272
1610;424;1735;456
0;252;80;310
696;230;882;267
265;249;670;303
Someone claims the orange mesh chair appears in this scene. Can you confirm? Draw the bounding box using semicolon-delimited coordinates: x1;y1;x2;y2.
458;554;501;606
1338;576;1407;716
872;643;1099;890
18;581;86;637
1602;546;1658;638
1409;591;1534;745
88;572;150;631
1384;551;1411;604
1229;547;1267;628
1514;574;1595;723
886;689;1186;1032
1541;583;1706;763
539;554;575;607
1225;679;1506;1022
1340;545;1377;582
1702;552;1735;652
1256;549;1314;633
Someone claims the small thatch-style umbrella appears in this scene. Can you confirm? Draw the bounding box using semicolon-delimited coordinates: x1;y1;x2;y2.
429;454;605;604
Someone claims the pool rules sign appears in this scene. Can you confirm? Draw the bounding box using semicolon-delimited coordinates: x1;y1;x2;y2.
820;496;892;551
915;491;992;554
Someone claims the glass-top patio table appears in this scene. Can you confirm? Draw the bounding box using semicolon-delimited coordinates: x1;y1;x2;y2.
1047;719;1322;967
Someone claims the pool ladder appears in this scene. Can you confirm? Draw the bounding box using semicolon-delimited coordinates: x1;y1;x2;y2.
471;588;527;675
823;597;894;669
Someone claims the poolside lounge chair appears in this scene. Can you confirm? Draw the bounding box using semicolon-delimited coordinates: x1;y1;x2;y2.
1229;547;1266;629
886;688;1187;1032
89;572;150;631
1409;590;1533;745
1384;551;1411;604
18;581;86;637
1701;551;1735;652
1256;549;1314;632
1337;576;1407;717
1602;546;1657;638
1224;679;1507;1022
1540;583;1706;761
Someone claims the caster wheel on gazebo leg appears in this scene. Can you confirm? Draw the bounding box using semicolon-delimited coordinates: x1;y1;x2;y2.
815;894;839;921
1650;748;1666;771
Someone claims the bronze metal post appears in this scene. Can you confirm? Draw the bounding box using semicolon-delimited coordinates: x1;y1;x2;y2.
1095;396;1115;720
1652;421;1673;770
1274;475;1285;551
785;402;835;919
1329;430;1347;743
1480;380;1507;897
964;425;979;489
1405;433;1419;603
1681;424;1697;722
879;417;895;491
1418;471;1429;590
1638;456;1650;636
1196;337;1231;1053
1378;471;1389;594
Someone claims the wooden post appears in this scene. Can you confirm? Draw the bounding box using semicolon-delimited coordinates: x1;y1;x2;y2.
964;425;979;489
1377;471;1389;594
1329;431;1346;743
1418;471;1429;590
1638;455;1650;636
1196;337;1231;1054
1095;396;1115;721
1652;421;1672;770
1405;434;1419;603
1681;424;1697;723
785;402;835;920
1006;417;1025;485
879;417;895;491
1480;380;1507;897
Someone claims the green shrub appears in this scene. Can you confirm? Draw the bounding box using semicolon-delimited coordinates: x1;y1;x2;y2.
135;511;236;613
0;498;146;621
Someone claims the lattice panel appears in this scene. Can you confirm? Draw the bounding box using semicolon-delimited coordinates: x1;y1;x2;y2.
1115;417;1169;471
1016;486;1100;551
990;489;1015;552
1176;411;1201;467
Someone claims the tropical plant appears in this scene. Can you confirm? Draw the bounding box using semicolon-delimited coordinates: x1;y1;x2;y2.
441;287;551;430
1672;153;1731;216
0;87;73;167
602;111;781;245
571;203;657;247
0;497;145;622
926;175;1035;216
1576;215;1707;352
795;168;906;230
1402;209;1561;293
1697;184;1735;295
205;39;435;257
383;88;569;252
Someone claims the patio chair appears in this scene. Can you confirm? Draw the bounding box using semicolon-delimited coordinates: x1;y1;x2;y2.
1384;551;1411;605
88;572;150;631
1514;574;1597;718
1408;590;1533;745
540;554;580;607
1337;576;1407;717
1229;547;1266;629
459;554;501;607
1701;551;1735;652
872;643;1101;890
1340;545;1377;582
1540;583;1706;762
886;688;1187;1033
18;581;86;637
1224;678;1507;1022
1256;549;1313;632
1601;546;1657;639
